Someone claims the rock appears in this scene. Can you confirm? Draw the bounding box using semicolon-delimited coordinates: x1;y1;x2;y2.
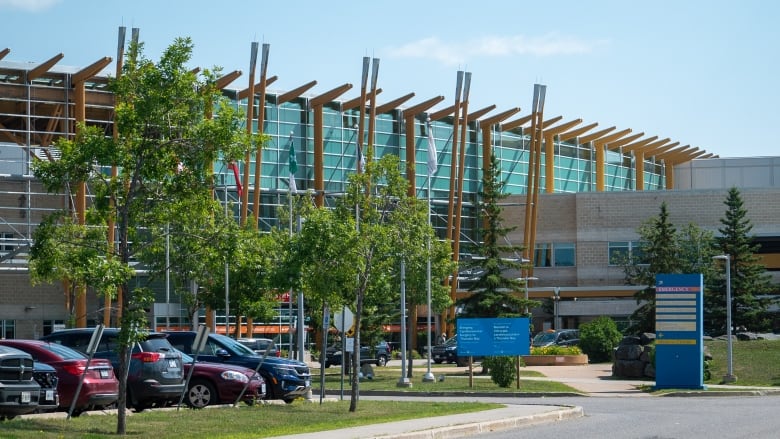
619;336;641;346
736;332;758;341
644;362;656;378
613;359;646;378
614;344;644;361
640;333;656;345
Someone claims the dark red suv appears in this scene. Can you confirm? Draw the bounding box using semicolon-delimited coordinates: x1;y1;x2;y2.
0;340;118;415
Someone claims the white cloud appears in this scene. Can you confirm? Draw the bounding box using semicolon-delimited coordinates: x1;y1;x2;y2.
386;33;605;66
0;0;61;12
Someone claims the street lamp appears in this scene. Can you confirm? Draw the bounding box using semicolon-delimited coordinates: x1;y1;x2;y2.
713;254;736;383
553;287;561;330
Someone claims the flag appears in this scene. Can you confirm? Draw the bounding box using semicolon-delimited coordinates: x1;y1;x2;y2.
426;120;437;176
228;161;242;197
288;141;297;192
357;143;366;172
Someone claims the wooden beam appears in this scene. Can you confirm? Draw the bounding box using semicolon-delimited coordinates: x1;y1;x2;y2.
657;145;695;161
0;121;24;145
559;122;598;142
374;92;415;114
546;118;582;136
479;107;522;128
634;137;670;154
578;126;617;144
28;53;64;82
645;141;680;158
340;88;383;111
428;103;457;121
215;70;242;90
71;57;112;85
605;132;644;150
467;104;496;121
0;48;9;60
275;80;317;105
593;128;632;146
623;135;658;151
500;114;533;131
402;95;445;118
310;83;353;107
237;75;278;100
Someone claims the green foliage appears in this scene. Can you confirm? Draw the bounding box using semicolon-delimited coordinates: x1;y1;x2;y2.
457;154;538;318
708;187;775;333
530;345;583;355
623;203;717;334
579;316;622;363
481;356;517;388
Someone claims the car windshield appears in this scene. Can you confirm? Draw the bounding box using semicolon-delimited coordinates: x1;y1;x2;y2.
42;342;87;360
533;333;556;344
213;334;257;356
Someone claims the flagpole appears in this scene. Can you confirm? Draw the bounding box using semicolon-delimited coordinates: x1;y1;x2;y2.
423;117;435;382
288;132;295;359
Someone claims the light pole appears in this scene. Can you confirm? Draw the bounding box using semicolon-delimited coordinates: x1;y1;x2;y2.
712;254;736;383
553;287;561;330
517;276;539;315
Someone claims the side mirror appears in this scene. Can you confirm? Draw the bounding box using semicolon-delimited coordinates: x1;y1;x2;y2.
215;348;230;358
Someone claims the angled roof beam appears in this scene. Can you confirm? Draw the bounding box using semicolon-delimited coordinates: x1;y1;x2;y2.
467;105;497;121
428;103;457;121
215;70;242;90
375;92;415;114
605;132;644;150
28;53;64;82
645;141;680;158
275;80;317;105
72;57;112;85
0;48;9;60
657;145;695;161
479;107;522;128
237;75;277;100
310;83;353;107
547;118;583;136
593;128;632;146
558;122;598;142
634;137;671;154
577;126;616;144
403;95;446;119
340;89;383;112
500;114;533;131
622;135;658;152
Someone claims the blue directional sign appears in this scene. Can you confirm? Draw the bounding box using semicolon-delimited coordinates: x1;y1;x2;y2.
654;273;704;390
456;318;530;356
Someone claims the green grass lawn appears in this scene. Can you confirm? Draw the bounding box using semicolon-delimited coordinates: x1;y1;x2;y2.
705;339;780;386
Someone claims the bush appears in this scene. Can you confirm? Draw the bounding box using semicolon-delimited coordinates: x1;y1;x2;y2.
530;345;583;355
481;356;516;388
579;316;623;363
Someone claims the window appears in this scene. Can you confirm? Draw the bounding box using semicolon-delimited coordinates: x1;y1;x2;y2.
0;232;14;251
1;319;15;339
534;242;576;267
609;241;646;265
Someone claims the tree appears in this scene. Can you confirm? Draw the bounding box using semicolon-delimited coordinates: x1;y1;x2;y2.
30;38;250;434
457;154;537;318
623;203;719;334
711;187;774;332
290;154;450;412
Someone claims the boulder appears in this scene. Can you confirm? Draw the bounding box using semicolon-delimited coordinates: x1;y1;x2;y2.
613;359;646;378
614;344;644;361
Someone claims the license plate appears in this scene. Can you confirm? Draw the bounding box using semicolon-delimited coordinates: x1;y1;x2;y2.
21;391;30;403
46;390;55;401
168;359;177;368
305;380;310;387
261;384;266;394
100;369;109;378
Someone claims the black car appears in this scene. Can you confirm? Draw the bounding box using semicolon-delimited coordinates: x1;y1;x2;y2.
323;342;390;368
0;345;40;420
32;361;59;413
165;331;311;403
531;329;580;348
431;335;481;367
40;328;185;411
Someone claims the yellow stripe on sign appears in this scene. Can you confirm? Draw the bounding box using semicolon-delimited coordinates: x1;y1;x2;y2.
656;339;697;345
656;322;697;331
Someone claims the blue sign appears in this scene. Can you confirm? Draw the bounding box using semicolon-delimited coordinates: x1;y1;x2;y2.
654;273;704;390
456;318;530;356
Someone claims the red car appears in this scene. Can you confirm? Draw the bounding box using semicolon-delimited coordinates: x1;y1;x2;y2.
0;339;119;415
179;351;266;408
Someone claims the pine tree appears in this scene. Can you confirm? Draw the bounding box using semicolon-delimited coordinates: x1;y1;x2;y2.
456;154;538;318
711;187;774;332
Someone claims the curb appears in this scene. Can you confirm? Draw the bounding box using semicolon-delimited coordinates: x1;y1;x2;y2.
373;406;585;439
322;390;587;398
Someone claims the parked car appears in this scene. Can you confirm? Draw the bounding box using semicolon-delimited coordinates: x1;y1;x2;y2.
0;339;118;415
531;329;580;348
31;361;59;413
40;328;184;412
178;350;266;408
0;345;40;420
323;342;390;368
237;338;280;358
165;331;311;403
431;335;481;367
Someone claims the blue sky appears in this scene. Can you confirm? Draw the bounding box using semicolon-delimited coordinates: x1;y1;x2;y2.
2;0;778;158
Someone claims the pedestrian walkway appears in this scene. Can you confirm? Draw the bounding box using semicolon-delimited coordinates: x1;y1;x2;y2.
523;363;651;396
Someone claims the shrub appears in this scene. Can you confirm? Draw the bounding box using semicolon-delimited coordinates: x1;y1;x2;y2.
530;345;583;355
579;316;623;363
481;356;516;388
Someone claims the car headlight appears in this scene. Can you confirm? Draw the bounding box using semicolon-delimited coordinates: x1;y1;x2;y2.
221;370;250;383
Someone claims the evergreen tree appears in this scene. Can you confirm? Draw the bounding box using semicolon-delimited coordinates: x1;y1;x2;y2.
457;154;538;318
711;187;774;332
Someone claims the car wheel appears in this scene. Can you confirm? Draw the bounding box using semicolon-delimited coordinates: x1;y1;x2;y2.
376;355;387;367
186;379;216;408
433;359;443;364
